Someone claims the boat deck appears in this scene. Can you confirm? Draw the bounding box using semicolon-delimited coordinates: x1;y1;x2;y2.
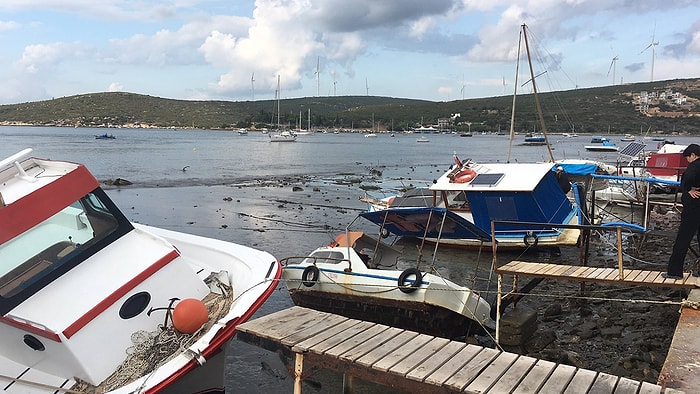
235;306;667;393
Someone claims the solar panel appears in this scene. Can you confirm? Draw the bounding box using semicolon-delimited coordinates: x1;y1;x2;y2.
618;142;647;157
470;173;504;186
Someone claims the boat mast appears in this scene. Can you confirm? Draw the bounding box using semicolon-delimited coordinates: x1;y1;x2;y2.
507;29;523;163
522;24;555;162
276;75;281;130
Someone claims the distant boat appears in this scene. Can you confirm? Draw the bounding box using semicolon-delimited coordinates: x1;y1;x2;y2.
459;133;473;137
620;134;635;141
269;76;296;143
237;128;248;135
416;136;430;143
523;134;546;145
364;133;377;138
590;136;608;143
585;140;619;152
95;133;115;140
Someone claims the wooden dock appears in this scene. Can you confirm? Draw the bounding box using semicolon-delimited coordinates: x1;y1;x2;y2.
496;261;700;288
235;306;669;393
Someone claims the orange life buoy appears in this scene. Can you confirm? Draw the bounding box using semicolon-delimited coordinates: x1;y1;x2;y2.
454;168;477;183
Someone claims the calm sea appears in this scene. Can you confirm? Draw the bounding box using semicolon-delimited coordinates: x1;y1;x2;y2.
1;126;697;393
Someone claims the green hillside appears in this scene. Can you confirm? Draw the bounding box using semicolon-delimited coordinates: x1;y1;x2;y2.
1;78;699;134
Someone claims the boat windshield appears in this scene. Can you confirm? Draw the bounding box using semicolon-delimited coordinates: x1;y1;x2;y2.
0;190;128;300
303;251;346;265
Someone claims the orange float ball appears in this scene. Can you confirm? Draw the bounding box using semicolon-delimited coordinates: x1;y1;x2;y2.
172;298;209;334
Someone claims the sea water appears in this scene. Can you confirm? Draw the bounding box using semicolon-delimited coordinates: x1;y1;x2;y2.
0;127;697;392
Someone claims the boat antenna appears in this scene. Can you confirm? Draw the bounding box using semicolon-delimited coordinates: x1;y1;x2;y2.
522;24;555;162
507;29;523;163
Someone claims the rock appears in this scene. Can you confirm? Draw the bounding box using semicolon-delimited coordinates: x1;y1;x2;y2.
292;186;304;192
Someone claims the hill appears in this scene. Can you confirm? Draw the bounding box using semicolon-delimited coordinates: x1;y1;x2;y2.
1;78;699;134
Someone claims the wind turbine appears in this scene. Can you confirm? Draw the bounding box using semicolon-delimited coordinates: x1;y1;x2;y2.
314;57;320;97
365;78;369;96
251;72;255;101
640;27;658;82
607;56;618;85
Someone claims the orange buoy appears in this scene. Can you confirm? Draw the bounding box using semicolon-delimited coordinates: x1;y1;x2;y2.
454;168;477;183
172;298;209;334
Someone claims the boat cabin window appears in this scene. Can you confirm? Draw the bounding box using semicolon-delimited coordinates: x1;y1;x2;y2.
446;190;471;210
0;191;123;298
304;251;345;265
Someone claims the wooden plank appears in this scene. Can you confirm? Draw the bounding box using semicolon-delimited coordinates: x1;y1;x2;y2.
443;347;500;391
614;377;642;394
280;311;351;346
389;336;450;376
586;267;606;280
538;364;576;393
355;330;420;367
603;268;622;281
563;368;597;394
238;306;330;341
339;326;404;363
512;359;557;394
638;381;663;394
328;323;390;359
561;265;582;276
463;351;519;393
372;334;435;372
423;344;483;386
405;340;467;383
624;269;645;282
316;320;377;354
588;372;618;394
487;355;537;394
292;318;364;353
569;265;590;278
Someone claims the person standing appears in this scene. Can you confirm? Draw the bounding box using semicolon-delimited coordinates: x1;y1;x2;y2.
663;143;700;280
555;166;571;194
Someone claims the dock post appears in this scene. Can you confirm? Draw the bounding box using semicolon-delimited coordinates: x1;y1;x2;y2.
496;273;502;344
616;227;625;279
294;353;304;394
342;374;354;393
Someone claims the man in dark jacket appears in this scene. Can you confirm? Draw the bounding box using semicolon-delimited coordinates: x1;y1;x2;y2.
663;143;700;279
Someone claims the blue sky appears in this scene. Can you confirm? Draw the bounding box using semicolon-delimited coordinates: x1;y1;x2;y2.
0;1;699;105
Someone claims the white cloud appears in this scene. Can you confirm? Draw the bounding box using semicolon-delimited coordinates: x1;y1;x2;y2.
108;82;123;92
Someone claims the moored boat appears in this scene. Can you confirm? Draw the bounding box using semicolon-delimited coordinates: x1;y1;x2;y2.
281;231;493;340
361;154;583;249
0;149;280;393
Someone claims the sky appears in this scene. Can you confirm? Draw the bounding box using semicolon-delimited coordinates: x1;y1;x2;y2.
0;1;699;105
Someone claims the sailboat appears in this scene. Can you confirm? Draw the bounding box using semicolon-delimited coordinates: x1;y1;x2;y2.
269;75;296;142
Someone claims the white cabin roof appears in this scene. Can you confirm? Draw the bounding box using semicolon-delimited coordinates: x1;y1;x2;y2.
430;162;555;192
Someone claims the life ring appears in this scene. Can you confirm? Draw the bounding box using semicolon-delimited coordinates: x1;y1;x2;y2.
301;265;320;287
523;232;538;247
454;168;477;183
398;268;423;293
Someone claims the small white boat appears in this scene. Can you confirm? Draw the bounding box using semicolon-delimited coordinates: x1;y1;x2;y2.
416;136;430;143
282;232;493;339
237;128;249;135
585;140;619;152
364;133;378;138
0;149;280;393
269;130;296;142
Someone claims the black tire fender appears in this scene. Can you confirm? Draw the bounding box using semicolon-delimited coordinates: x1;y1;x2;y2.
523;232;539;247
302;265;320;287
398;268;423;293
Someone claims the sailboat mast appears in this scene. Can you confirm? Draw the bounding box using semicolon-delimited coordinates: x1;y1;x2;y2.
507;29;523;163
276;75;280;129
522;24;555;162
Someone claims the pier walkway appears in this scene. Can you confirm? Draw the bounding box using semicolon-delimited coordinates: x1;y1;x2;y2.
236;306;669;394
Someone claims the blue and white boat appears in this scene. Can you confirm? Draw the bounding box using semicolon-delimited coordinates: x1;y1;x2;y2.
361;155;583;249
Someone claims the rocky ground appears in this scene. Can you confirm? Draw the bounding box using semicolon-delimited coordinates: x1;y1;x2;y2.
495;207;692;385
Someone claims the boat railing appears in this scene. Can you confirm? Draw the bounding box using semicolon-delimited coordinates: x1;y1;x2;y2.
280;255;355;272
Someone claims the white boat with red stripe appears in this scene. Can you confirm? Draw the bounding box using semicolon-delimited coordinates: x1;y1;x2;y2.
0;149;280;393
